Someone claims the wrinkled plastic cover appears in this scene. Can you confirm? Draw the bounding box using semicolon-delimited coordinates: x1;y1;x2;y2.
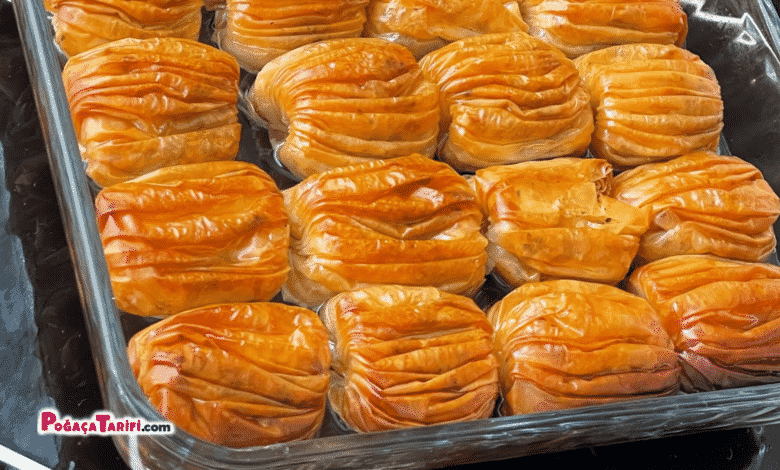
12;0;780;468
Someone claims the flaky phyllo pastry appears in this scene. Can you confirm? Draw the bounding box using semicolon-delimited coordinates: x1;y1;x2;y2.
96;161;289;317
62;38;241;187
212;0;370;73
488;280;680;415
364;0;528;59
471;158;648;287
418;32;593;171
322;285;498;432
248;38;440;180
521;0;688;58
629;255;780;390
575;43;723;169
612;151;780;262
47;0;201;57
282;155;488;308
128;302;331;447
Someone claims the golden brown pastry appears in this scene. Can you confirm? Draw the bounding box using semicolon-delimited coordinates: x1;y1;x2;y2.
471;158;648;287
418;32;593;171
574;43;723;169
95;161;289;317
612;151;780;262
63;37;241;187
247;38;440;180
282;155;488;308
522;0;688;58
322;285;498;432
127;301;331;447
365;0;528;59
488;280;680;415
212;0;370;73
47;0;201;57
629;255;780;389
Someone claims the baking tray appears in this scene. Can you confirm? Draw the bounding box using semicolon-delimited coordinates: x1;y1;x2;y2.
10;0;780;468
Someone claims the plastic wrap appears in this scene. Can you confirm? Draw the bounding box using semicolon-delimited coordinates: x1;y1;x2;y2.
10;0;780;468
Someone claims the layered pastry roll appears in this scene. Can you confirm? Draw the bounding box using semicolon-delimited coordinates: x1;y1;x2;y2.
128;302;331;447
522;0;688;58
282;155;488;308
364;0;528;59
471;158;648;287
629;255;780;389
418;32;593;171
212;0;370;73
63;38;241;187
322;285;499;432
47;0;201;57
575;43;723;169
248;38;440;180
488;280;680;415
612;151;780;262
95;161;289;317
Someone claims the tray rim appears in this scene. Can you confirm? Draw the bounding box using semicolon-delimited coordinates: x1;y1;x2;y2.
10;0;780;468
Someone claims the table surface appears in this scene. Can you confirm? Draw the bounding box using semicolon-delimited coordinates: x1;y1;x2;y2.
2;1;780;469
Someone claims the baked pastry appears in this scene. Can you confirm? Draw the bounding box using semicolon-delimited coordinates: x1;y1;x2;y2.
365;0;528;59
574;43;723;169
212;0;370;73
282;155;488;308
63;37;241;187
522;0;687;58
95;161;289;317
247;38;440;180
322;285;498;432
487;280;680;415
127;301;331;447
471;157;648;287
47;0;201;57
418;32;593;171
612;151;780;262
629;255;780;389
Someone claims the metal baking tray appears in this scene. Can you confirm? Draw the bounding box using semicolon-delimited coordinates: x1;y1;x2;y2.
10;0;780;468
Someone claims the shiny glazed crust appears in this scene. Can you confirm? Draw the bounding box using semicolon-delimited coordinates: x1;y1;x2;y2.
471;157;648;286
95;161;289;317
248;38;440;180
522;0;688;58
612;151;780;262
487;280;680;415
629;255;780;389
321;285;499;432
211;0;370;73
575;43;723;169
419;32;593;171
364;0;528;59
62;37;241;187
282;155;488;308
48;0;202;57
127;302;331;447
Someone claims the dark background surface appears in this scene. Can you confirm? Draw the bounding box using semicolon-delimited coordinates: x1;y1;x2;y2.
2;1;780;469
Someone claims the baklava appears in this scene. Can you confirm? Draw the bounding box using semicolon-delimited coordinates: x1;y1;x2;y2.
419;32;593;171
96;161;289;317
612;151;780;262
322;285;498;432
128;301;331;447
247;38;439;180
282;155;488;308
630;255;780;389
488;280;680;414
63;37;241;187
471;157;648;287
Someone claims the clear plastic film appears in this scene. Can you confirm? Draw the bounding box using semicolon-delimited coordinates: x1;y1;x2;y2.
11;0;780;468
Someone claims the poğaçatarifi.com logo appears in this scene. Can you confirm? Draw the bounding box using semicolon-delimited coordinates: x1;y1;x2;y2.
38;408;175;435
